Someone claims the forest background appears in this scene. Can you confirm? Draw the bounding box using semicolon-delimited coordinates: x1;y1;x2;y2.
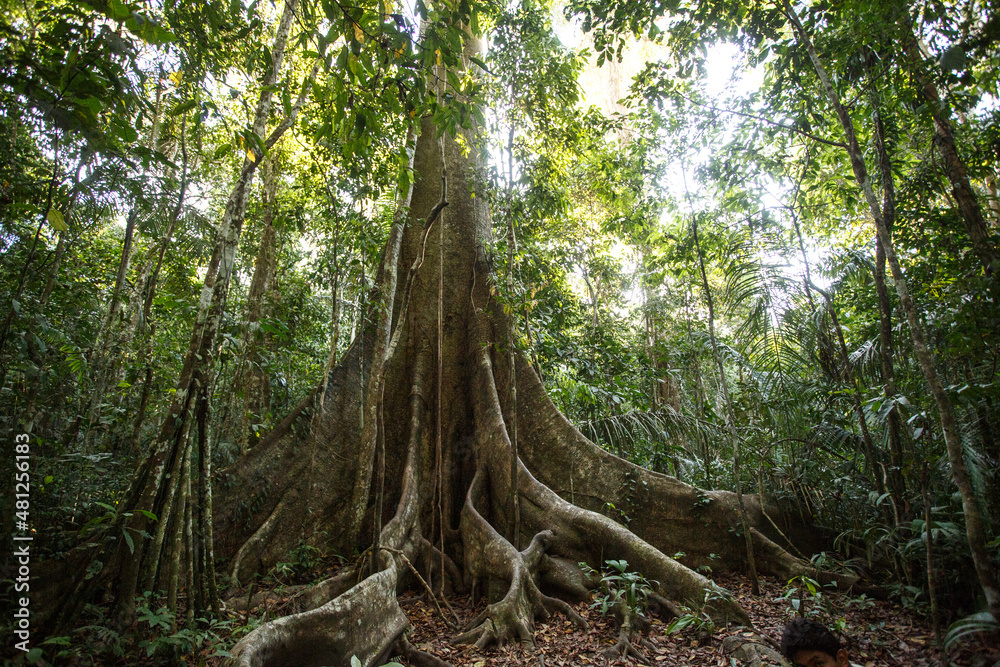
0;0;998;663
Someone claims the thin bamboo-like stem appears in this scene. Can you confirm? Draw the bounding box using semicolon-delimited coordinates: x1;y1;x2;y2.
683;160;759;595
167;439;191;627
921;465;942;650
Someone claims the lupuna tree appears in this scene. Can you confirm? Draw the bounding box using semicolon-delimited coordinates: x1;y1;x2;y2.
207;27;844;667
34;1;855;665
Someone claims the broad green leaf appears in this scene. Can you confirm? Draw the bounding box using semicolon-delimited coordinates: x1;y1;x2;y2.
169;100;198;117
48;210;69;232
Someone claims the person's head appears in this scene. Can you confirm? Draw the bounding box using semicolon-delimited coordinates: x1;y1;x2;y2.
780;617;849;667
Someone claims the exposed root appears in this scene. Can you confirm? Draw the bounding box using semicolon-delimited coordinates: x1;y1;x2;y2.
456;471;588;649
539;555;596;602
419;536;466;595
226;566;408;667
510;455;751;627
721;632;788;666
648;591;684;620
392;635;454;667
598;600;652;665
229;491;295;586
511;352;852;589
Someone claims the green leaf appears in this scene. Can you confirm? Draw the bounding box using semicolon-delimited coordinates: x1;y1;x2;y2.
76;96;104;114
107;0;131;21
122;528;135;554
42;636;72;646
169;100;198;117
47;210;69;232
940;45;966;72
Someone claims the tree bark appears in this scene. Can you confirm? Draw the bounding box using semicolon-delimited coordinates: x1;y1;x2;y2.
808;280;886;501
236;152;281;454
869;86;907;518
127;119;189;455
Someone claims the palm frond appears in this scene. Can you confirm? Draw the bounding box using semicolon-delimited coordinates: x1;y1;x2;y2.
847;339;881;382
579;407;719;459
944;612;998;652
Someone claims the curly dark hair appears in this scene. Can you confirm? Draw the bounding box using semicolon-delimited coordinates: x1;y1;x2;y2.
780;617;842;660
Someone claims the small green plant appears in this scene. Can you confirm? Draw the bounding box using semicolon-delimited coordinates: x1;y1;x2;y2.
579;559;656;617
696;552;720;575
268;542;323;584
134;592;234;659
779;575;835;618
602;500;630;527
845;593;875;612
666;588;723;636
691;491;712;511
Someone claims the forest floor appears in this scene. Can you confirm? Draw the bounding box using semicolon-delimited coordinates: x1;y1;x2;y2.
202;569;1000;667
397;572;944;667
34;564;1000;665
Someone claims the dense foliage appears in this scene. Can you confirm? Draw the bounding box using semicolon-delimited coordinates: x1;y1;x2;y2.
1;0;998;661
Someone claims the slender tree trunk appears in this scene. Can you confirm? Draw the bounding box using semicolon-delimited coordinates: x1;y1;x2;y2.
76;0;310;625
127;118;190;455
899;12;996;272
237;153;281;454
0;138;61;391
685;166;759;595
684;286;711;488
870;86;908;517
505;123;519;548
315;198;345;418
80;204;141;449
809;281;886;500
788;180;840;386
922;465;942;650
783;0;1000;617
38;230;66;311
101;206;139;339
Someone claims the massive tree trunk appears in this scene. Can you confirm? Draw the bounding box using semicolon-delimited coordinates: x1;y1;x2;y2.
216;47;846;667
